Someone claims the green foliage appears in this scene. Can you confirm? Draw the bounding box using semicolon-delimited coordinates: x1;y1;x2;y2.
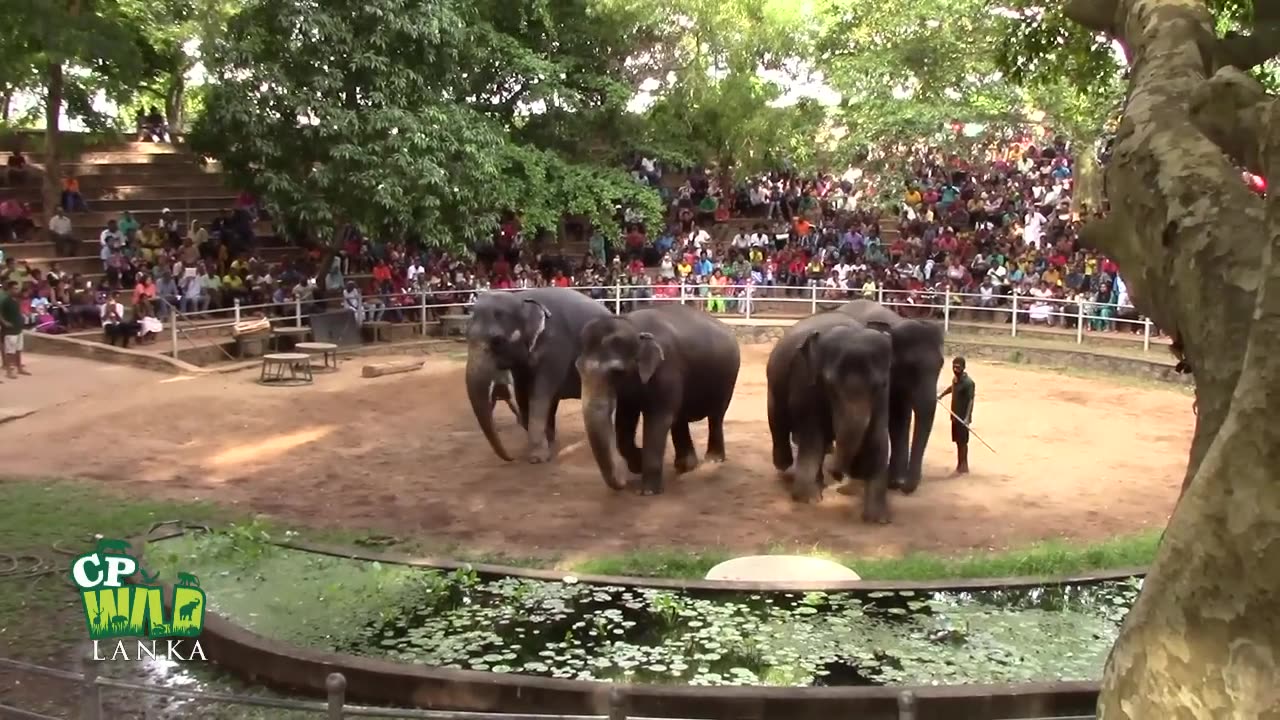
169;533;1141;687
190;0;660;246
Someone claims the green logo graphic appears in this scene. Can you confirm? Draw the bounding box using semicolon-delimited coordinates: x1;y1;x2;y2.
71;538;206;640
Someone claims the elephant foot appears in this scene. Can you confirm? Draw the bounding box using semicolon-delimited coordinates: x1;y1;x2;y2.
861;504;892;525
887;476;904;490
639;476;665;496
836;481;859;497
705;447;727;464
526;442;552;464
899;478;922;495
790;481;823;504
674;452;700;474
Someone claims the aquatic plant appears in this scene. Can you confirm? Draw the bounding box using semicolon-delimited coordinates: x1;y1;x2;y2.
149;534;1143;687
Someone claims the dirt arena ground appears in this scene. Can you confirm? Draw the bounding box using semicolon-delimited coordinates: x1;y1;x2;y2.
0;348;1194;558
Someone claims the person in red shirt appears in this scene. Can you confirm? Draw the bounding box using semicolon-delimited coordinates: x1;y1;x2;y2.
492;254;511;279
552;270;570;288
627;256;645;275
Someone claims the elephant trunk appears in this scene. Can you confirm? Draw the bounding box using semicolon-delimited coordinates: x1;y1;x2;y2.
466;344;514;462
904;385;937;492
832;397;872;474
581;371;625;490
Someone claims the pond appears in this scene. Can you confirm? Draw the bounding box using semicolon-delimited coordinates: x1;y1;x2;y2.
147;530;1140;688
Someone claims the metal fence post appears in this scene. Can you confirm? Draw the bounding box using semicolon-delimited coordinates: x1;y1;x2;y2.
877;284;885;303
679;283;687;306
614;283;622;314
294;298;303;327
325;672;347;720
1143;316;1152;352
897;690;917;720
1010;294;1018;337
80;656;101;720
1077;302;1085;344
420;292;428;336
608;686;628;720
169;311;178;358
809;284;817;314
744;284;753;319
943;286;951;333
233;298;241;325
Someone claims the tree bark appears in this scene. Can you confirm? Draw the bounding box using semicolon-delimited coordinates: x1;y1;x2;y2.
42;63;63;226
166;71;186;135
1064;1;1280;717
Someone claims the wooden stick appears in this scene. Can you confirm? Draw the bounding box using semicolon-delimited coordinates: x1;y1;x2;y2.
936;399;998;454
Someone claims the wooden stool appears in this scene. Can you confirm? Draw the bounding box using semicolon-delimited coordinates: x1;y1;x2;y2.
271;326;311;351
441;313;470;337
362;320;392;342
259;353;313;386
295;342;338;372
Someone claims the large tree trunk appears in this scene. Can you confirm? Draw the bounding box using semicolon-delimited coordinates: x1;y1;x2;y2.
42;63;63;226
166;71;186;135
1063;0;1280;717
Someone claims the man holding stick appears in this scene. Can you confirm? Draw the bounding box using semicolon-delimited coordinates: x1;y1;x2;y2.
938;356;975;475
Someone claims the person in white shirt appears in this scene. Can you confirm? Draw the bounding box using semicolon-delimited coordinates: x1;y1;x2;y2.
1023;210;1046;248
100;292;138;347
406;259;426;284
732;232;750;251
99;220;122;251
690;226;710;251
49;208;75;257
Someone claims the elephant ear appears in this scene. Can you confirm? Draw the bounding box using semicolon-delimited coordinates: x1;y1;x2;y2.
521;299;551;353
636;332;665;384
798;331;823;387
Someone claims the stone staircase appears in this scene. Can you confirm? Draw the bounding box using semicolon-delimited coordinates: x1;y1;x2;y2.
1;140;278;283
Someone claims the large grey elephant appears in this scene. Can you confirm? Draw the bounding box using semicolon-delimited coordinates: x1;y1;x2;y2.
837;299;945;493
465;287;611;463
767;311;894;523
576;304;740;495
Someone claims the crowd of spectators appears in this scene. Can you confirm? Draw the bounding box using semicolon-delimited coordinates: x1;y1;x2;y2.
1;131;1149;344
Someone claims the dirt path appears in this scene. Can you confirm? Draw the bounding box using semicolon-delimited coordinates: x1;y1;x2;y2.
0;349;1192;558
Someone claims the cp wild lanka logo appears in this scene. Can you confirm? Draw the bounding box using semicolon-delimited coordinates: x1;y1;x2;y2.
71;538;208;661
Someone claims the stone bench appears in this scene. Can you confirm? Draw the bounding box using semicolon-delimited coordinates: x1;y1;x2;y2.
361;321;392;342
440;314;470;337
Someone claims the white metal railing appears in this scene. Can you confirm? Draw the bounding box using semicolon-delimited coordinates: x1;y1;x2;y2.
147;283;1158;359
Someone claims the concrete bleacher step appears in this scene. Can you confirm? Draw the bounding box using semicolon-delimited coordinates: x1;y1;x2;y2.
29;195;238;213
1;225;278;260
24;151;194;165
38;162;222;178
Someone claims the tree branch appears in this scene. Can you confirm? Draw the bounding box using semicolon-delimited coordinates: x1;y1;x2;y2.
1217;27;1280;70
1189;66;1270;174
1064;0;1120;34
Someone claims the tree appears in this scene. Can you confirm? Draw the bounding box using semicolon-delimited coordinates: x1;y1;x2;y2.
3;0;143;219
190;0;660;254
1046;0;1280;717
819;0;1122;149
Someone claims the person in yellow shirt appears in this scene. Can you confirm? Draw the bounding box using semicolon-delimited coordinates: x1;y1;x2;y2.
676;259;693;278
904;183;922;206
223;271;245;303
1043;265;1062;287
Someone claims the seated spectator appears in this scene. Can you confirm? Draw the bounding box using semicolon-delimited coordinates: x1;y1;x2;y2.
0;199;34;241
61;176;89;211
100;292;139;347
5;151;28;187
141;106;171;143
135;299;163;343
48;207;76;257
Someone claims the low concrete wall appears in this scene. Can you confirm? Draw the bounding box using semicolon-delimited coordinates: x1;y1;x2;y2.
23;331;203;374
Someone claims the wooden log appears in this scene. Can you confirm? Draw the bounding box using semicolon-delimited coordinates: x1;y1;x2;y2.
361;359;425;378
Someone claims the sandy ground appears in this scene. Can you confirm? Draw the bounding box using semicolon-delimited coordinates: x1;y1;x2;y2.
0;348;1193;558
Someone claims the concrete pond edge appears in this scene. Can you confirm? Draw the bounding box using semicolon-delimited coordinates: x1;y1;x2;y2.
132;528;1133;718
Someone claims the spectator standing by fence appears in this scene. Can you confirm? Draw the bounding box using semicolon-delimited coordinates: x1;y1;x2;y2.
1;280;28;378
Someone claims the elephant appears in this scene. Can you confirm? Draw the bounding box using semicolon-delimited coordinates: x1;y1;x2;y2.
576;304;741;495
837;299;945;493
766;311;894;523
465;287;612;463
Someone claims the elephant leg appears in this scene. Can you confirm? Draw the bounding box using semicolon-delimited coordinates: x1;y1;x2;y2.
524;381;555;464
672;421;699;474
705;413;727;463
546;397;560;448
616;404;642;475
514;381;531;431
768;387;794;472
790;429;827;503
640;411;675;495
885;393;911;489
854;430;892;524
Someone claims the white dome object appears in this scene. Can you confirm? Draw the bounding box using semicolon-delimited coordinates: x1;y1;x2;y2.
704;555;861;582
